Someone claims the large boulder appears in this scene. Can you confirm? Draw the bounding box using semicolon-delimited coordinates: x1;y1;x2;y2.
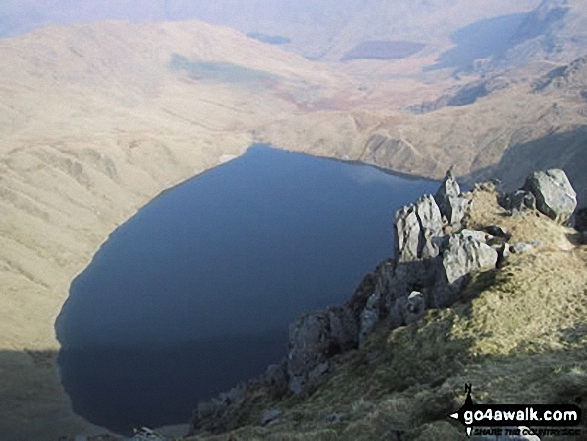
523;169;577;224
434;232;498;307
435;168;469;225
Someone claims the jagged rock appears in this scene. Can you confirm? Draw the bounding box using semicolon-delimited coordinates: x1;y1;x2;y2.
286;306;358;394
523;169;577;224
435;169;469;225
395;195;443;263
395;204;421;262
353;261;397;347
434;232;499;307
261;409;283;426
415;194;444;259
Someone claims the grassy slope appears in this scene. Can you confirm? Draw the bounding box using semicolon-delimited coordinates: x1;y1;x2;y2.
188;188;587;441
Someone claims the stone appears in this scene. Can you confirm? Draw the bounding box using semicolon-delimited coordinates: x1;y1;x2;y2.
435;168;469;225
511;242;535;254
404;291;426;324
395;195;443;263
523;169;577;223
434;232;499;307
261;409;283;426
496;242;510;268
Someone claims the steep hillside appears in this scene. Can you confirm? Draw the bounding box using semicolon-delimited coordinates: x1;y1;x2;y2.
258;55;587;205
0;20;343;441
182;172;587;441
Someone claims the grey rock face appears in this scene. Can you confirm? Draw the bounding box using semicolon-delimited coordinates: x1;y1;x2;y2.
395;204;421;262
434;232;498;307
523;169;577;223
395;194;443;263
435;169;469;225
286;306;358;394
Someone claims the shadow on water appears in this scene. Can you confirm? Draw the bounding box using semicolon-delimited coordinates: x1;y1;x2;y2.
58;330;288;435
55;144;439;434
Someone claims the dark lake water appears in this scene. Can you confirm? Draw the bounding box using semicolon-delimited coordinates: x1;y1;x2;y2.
55;144;437;434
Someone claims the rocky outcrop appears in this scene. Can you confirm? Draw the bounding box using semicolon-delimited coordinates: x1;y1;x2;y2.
433;231;498;307
523;169;577;224
286;306;358;394
191;168;580;435
435;168;470;225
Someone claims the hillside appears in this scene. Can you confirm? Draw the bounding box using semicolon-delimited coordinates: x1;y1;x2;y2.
0;20;345;441
181;171;587;441
257;55;587;205
0;0;545;61
0;9;586;440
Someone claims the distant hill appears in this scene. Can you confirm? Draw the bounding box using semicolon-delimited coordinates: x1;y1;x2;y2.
0;0;543;61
